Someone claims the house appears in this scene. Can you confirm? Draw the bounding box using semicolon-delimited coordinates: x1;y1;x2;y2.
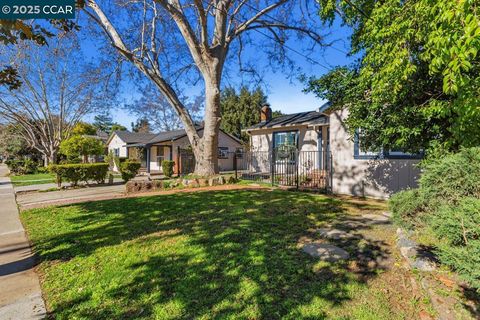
244;103;421;199
107;127;243;174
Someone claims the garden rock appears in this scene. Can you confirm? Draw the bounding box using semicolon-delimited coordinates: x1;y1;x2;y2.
302;243;350;262
361;213;390;223
317;228;354;240
396;228;436;272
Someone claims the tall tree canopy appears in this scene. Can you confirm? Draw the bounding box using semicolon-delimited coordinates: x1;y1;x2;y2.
306;0;480;153
220;86;270;142
82;0;326;175
0;34;113;164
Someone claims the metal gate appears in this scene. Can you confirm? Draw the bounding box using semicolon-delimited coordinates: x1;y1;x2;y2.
237;147;332;192
177;147;195;175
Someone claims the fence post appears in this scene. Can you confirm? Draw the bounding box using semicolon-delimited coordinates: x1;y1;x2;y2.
296;150;299;189
176;146;181;176
329;152;333;194
233;151;237;180
271;150;275;186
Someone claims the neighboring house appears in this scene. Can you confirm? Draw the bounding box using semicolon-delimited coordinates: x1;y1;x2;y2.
244;103;421;199
107;127;243;174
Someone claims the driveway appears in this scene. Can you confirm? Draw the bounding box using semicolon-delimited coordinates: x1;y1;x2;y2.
0;164;46;319
16;183;126;210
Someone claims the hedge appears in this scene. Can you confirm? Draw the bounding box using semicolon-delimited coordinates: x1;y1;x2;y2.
389;147;480;292
119;161;141;182
161;160;175;178
5;159;38;175
48;163;109;187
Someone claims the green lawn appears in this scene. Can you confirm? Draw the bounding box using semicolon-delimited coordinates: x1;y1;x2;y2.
22;189;424;319
10;173;56;187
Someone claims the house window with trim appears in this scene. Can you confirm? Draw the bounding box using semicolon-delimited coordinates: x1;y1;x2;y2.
235;147;244;159
218;147;229;159
273;131;298;149
113;148;120;157
354;129;382;159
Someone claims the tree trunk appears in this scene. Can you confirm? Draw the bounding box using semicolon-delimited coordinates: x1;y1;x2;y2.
193;75;221;176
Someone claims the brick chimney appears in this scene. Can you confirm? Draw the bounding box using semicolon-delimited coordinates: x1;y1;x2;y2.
260;103;272;122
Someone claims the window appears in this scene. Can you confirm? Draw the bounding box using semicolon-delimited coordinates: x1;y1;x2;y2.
218;147;229;159
114;148;120;157
353;130;382;159
235;147;244;159
385;150;423;159
354;130;423;160
273;131;298;149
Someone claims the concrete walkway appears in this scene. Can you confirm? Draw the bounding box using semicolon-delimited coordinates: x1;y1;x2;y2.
16;183;126;210
0;164;46;319
14;178;124;193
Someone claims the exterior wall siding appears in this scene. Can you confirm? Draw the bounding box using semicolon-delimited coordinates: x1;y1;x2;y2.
107;135;128;158
173;131;242;172
329;108;420;199
249;126;326;152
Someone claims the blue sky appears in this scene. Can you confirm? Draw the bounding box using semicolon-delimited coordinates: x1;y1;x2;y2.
86;12;353;128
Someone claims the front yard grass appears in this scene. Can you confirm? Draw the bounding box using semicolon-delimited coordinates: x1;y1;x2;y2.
22;189;427;319
10;173;56;186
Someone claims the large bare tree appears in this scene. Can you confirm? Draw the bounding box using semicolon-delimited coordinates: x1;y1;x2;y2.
83;0;324;175
0;34;111;165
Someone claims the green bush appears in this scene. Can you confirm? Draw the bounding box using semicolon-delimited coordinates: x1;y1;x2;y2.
420;147;480;205
119;161;141;182
430;198;480;291
390;147;480;292
5;159;38;175
49;163;109;187
389;189;427;228
161;160;175;178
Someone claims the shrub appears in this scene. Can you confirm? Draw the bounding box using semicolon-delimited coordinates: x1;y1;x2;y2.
389;189;428;228
162;160;175;178
419;147;480;205
5;159;38;175
430;198;480;291
119;161;141;182
49;163;109;187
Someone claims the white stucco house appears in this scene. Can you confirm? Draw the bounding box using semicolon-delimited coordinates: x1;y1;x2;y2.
107;127;243;174
244;103;421;199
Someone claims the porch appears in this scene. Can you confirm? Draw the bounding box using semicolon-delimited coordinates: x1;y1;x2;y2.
126;144;174;175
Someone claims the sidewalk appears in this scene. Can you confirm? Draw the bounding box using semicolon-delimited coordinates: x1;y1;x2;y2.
0;164;46;319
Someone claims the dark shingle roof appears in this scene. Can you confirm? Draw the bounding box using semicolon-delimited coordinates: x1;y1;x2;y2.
113;131;157;144
247;111;328;130
146;128;191;144
112;126;242;147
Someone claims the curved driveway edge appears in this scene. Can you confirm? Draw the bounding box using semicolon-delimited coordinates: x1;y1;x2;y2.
0;165;46;319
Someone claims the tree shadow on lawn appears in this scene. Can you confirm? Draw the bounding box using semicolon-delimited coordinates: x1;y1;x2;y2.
31;189;390;319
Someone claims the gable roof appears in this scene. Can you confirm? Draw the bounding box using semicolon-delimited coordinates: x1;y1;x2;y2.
109;126;242;147
108;131;157;145
246;111;329;130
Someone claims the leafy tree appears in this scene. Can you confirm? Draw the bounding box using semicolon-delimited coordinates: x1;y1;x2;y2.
72;122;97;136
60;135;104;163
93;114;127;133
0;123;41;160
83;0;326;175
220;86;269;142
93;114;114;132
111;124;127;132
307;0;480;153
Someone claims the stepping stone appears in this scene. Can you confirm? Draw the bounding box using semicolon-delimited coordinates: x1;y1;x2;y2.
361;213;390;223
317;228;353;240
302;243;350;262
